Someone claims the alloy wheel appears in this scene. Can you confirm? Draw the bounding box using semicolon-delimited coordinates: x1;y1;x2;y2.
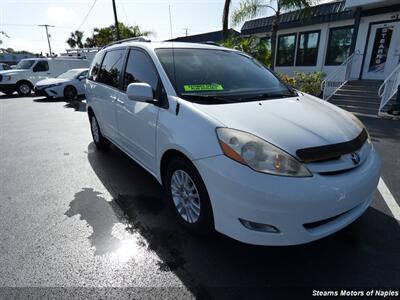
170;170;201;223
91;116;100;143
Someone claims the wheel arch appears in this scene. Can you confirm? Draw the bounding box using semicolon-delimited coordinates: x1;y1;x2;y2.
64;84;77;93
16;79;33;89
160;149;193;186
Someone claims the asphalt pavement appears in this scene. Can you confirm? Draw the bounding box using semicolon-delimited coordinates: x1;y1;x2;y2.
0;95;399;300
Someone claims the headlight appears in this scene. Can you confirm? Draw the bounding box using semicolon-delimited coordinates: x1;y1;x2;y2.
216;128;312;177
46;83;63;88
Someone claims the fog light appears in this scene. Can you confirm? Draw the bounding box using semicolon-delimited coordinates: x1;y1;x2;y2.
239;218;280;233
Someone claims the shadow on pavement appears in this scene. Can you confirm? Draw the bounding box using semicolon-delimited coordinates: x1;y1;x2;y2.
69;142;400;299
33;97;86;112
0;93;20;99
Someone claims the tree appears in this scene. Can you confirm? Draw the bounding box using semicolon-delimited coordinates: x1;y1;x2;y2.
66;30;84;48
222;35;271;67
222;0;232;41
83;22;152;48
232;0;317;70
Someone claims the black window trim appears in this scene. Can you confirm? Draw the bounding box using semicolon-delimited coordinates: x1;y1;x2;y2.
295;29;321;67
123;46;169;109
87;50;106;83
325;25;354;66
276;33;297;67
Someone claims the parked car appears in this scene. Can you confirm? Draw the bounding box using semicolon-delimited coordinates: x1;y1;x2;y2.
86;41;381;246
35;68;88;100
0;63;11;71
0;57;89;96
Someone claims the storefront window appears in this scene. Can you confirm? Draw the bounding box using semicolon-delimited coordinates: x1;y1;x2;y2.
296;31;320;66
325;26;354;65
276;34;296;66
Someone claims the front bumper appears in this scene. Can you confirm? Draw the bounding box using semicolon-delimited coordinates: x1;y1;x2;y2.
35;86;63;98
194;148;381;246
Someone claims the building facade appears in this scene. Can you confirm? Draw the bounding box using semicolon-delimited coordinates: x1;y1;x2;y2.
241;0;400;81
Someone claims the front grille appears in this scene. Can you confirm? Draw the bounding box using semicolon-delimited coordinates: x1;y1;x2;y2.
34;87;48;97
296;129;367;163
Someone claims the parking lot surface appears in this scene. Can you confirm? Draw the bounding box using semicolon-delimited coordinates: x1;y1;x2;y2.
0;95;399;299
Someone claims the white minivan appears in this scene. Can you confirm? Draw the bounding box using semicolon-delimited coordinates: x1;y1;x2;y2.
86;40;381;246
0;57;89;96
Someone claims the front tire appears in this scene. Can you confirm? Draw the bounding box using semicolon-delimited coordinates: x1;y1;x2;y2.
90;114;110;150
64;85;77;100
165;157;214;234
17;81;32;96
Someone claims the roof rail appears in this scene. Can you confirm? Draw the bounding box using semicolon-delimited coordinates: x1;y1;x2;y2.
102;36;151;49
200;41;221;46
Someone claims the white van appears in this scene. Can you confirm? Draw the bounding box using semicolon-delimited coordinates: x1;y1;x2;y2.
0;57;89;96
86;40;380;246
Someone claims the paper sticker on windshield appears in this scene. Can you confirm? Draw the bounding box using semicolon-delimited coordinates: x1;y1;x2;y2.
183;84;224;92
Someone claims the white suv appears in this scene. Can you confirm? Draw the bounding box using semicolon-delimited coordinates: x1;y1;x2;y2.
86;40;381;246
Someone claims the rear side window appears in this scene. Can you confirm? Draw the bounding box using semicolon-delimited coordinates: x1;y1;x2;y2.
97;49;125;89
123;49;159;91
88;52;105;81
33;61;49;72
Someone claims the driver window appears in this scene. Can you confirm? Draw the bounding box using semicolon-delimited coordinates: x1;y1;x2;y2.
123;49;159;92
33;61;49;72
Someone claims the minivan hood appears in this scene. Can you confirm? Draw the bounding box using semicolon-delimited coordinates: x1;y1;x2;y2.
192;94;363;159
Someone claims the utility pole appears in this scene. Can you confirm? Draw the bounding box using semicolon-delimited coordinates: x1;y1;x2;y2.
39;24;55;56
183;28;189;37
112;0;120;41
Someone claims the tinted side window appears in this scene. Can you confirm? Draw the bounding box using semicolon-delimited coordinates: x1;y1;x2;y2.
33;61;49;72
123;49;159;91
97;49;125;88
88;52;105;81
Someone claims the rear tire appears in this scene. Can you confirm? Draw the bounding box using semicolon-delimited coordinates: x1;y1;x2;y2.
17;81;32;96
90;114;110;150
164;157;214;234
64;85;77;100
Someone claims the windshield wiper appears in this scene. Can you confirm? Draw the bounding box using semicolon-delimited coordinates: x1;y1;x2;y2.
180;93;236;104
238;92;297;101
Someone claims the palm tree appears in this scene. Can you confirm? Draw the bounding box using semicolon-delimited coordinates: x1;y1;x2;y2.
222;0;232;41
232;0;317;70
66;30;84;48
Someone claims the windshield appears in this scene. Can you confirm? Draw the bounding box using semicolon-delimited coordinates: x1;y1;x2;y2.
156;48;296;104
16;59;35;70
58;69;84;80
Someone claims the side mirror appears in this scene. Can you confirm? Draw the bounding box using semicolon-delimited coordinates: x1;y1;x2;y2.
127;82;156;103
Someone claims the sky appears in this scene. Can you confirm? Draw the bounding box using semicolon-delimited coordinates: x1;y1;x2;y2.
0;0;332;55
